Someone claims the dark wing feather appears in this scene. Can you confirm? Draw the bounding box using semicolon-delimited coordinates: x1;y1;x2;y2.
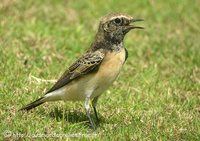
45;49;105;94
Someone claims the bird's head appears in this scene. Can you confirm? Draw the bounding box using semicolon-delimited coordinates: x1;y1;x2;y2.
97;13;143;45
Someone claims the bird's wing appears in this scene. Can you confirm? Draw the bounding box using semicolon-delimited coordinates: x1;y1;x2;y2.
45;49;105;94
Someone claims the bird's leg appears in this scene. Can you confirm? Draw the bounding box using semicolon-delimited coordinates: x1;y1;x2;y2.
92;96;100;123
84;96;96;130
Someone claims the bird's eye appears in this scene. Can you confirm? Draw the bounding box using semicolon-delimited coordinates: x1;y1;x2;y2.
114;18;122;25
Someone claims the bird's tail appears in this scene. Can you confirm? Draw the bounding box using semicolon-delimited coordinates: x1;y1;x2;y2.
19;97;46;111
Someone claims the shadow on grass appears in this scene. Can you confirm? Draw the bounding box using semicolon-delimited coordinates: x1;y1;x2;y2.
48;107;106;128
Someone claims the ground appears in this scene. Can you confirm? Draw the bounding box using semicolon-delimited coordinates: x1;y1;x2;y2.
0;0;200;140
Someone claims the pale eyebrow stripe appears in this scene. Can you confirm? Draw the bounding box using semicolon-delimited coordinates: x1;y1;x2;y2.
102;15;132;24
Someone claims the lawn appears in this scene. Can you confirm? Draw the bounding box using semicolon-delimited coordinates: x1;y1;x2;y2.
0;0;200;140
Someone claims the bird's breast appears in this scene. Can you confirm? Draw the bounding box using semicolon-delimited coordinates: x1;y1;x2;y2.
99;47;126;78
91;47;126;97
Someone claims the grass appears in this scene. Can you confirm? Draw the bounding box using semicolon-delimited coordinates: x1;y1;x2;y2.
0;0;200;140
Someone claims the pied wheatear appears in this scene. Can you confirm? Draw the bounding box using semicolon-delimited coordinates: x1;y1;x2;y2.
20;13;143;130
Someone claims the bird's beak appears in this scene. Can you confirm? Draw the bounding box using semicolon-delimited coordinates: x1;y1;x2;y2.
130;19;144;29
123;18;144;33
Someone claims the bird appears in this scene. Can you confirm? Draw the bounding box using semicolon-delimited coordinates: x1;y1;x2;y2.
20;13;143;130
